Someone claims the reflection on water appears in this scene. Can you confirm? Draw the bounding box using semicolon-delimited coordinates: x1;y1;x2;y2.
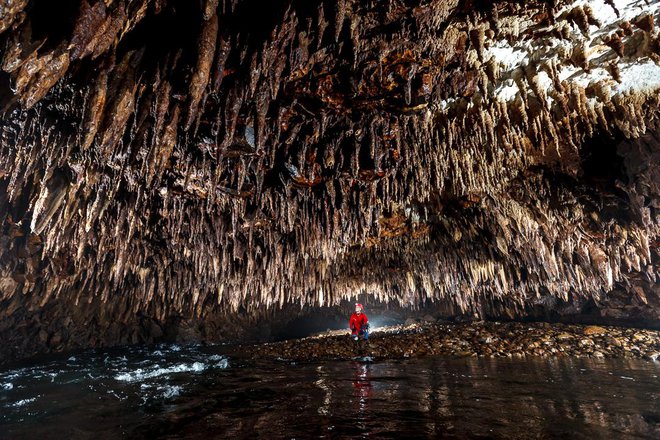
1;347;658;439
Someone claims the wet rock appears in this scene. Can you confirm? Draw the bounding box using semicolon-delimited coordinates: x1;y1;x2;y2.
455;350;473;357
606;337;624;347
631;333;647;342
583;326;608;336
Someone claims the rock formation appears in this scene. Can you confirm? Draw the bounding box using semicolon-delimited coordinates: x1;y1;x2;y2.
0;0;658;359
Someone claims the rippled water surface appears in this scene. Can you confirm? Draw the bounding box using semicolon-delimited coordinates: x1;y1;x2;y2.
1;344;658;439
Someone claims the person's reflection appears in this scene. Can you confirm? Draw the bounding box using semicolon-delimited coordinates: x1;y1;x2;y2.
352;362;373;414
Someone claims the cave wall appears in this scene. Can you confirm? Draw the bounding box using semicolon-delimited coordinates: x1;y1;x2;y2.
0;0;659;359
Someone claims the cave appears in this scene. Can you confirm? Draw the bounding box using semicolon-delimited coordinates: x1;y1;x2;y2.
0;0;659;436
1;0;659;360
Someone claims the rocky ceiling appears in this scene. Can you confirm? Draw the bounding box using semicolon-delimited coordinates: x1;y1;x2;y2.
0;0;659;356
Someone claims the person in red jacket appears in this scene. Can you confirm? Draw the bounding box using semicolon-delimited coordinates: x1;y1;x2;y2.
349;303;369;341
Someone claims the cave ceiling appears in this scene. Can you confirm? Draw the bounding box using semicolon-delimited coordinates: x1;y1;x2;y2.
0;0;659;327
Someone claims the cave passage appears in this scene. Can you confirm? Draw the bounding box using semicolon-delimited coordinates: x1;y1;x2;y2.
0;0;658;362
1;1;660;439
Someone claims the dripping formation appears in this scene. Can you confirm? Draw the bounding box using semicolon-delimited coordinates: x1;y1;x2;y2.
0;0;659;358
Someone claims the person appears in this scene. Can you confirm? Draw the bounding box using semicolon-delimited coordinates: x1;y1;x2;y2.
349;303;369;341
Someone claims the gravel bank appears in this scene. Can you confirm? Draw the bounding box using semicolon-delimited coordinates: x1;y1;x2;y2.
252;322;660;362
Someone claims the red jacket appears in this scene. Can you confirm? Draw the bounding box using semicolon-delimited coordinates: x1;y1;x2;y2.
349;312;368;333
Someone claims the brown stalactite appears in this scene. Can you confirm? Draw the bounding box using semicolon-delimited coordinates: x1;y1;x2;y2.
0;0;659;359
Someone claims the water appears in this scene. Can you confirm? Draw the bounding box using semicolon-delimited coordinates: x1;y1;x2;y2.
1;345;658;439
